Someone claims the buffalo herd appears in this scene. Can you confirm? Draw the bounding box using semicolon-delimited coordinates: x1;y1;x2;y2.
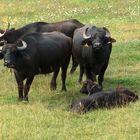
0;19;138;113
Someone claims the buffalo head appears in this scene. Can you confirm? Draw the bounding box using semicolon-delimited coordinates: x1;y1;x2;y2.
70;101;86;114
82;26;116;50
0;28;16;46
80;80;102;94
2;40;27;68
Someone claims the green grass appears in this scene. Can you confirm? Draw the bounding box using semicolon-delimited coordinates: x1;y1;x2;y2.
0;0;140;140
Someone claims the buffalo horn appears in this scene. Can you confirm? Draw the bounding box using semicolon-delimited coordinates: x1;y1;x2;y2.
102;27;111;38
17;40;27;50
0;46;3;51
0;30;6;38
83;27;91;39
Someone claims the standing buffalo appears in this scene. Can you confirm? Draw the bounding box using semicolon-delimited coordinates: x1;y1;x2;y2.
0;19;84;58
2;32;72;101
71;25;116;87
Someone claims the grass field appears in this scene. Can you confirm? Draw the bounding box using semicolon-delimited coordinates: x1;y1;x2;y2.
0;0;140;140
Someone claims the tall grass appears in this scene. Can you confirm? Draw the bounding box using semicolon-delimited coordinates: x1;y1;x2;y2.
0;0;140;140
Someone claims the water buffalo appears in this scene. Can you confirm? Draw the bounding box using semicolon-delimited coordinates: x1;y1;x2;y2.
2;31;72;101
70;86;138;114
80;80;102;94
0;19;84;59
71;25;116;87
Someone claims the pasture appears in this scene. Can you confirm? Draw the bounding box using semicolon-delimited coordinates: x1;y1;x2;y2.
0;0;140;139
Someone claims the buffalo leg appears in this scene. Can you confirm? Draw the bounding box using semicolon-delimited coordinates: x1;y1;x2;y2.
61;57;70;91
70;53;79;74
50;69;60;90
85;68;93;81
98;65;108;87
14;72;24;101
91;73;96;82
98;75;103;87
23;76;34;101
61;68;67;91
78;64;84;83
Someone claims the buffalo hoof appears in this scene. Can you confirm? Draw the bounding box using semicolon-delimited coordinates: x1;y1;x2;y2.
50;86;56;91
18;97;23;102
22;100;29;103
23;97;29;102
50;84;56;91
70;69;74;74
78;79;82;84
61;87;67;92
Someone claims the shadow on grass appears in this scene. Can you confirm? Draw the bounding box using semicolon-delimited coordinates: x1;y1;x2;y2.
39;89;86;111
0;95;20;105
0;76;139;112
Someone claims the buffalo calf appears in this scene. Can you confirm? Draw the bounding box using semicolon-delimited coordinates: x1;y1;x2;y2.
70;86;138;114
80;80;102;94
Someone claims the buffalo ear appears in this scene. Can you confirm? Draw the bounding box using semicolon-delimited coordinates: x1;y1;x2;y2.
108;37;116;43
16;40;23;46
81;39;87;45
81;39;92;46
106;37;116;44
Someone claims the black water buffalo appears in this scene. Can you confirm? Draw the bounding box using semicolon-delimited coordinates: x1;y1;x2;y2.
2;31;72;101
70;86;138;114
80;80;102;94
0;19;84;42
0;19;84;58
71;25;116;87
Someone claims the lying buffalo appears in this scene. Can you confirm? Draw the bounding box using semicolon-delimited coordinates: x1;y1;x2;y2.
2;32;72;101
70;86;138;114
71;25;116;87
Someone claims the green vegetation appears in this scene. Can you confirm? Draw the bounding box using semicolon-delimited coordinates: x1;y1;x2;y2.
0;0;140;139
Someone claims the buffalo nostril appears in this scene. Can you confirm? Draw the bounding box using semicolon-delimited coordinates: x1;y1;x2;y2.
94;43;102;49
4;61;15;68
95;42;101;47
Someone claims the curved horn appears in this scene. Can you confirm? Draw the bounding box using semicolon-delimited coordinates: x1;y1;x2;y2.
83;27;91;39
17;40;27;50
0;30;6;38
0;46;3;51
102;27;111;38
